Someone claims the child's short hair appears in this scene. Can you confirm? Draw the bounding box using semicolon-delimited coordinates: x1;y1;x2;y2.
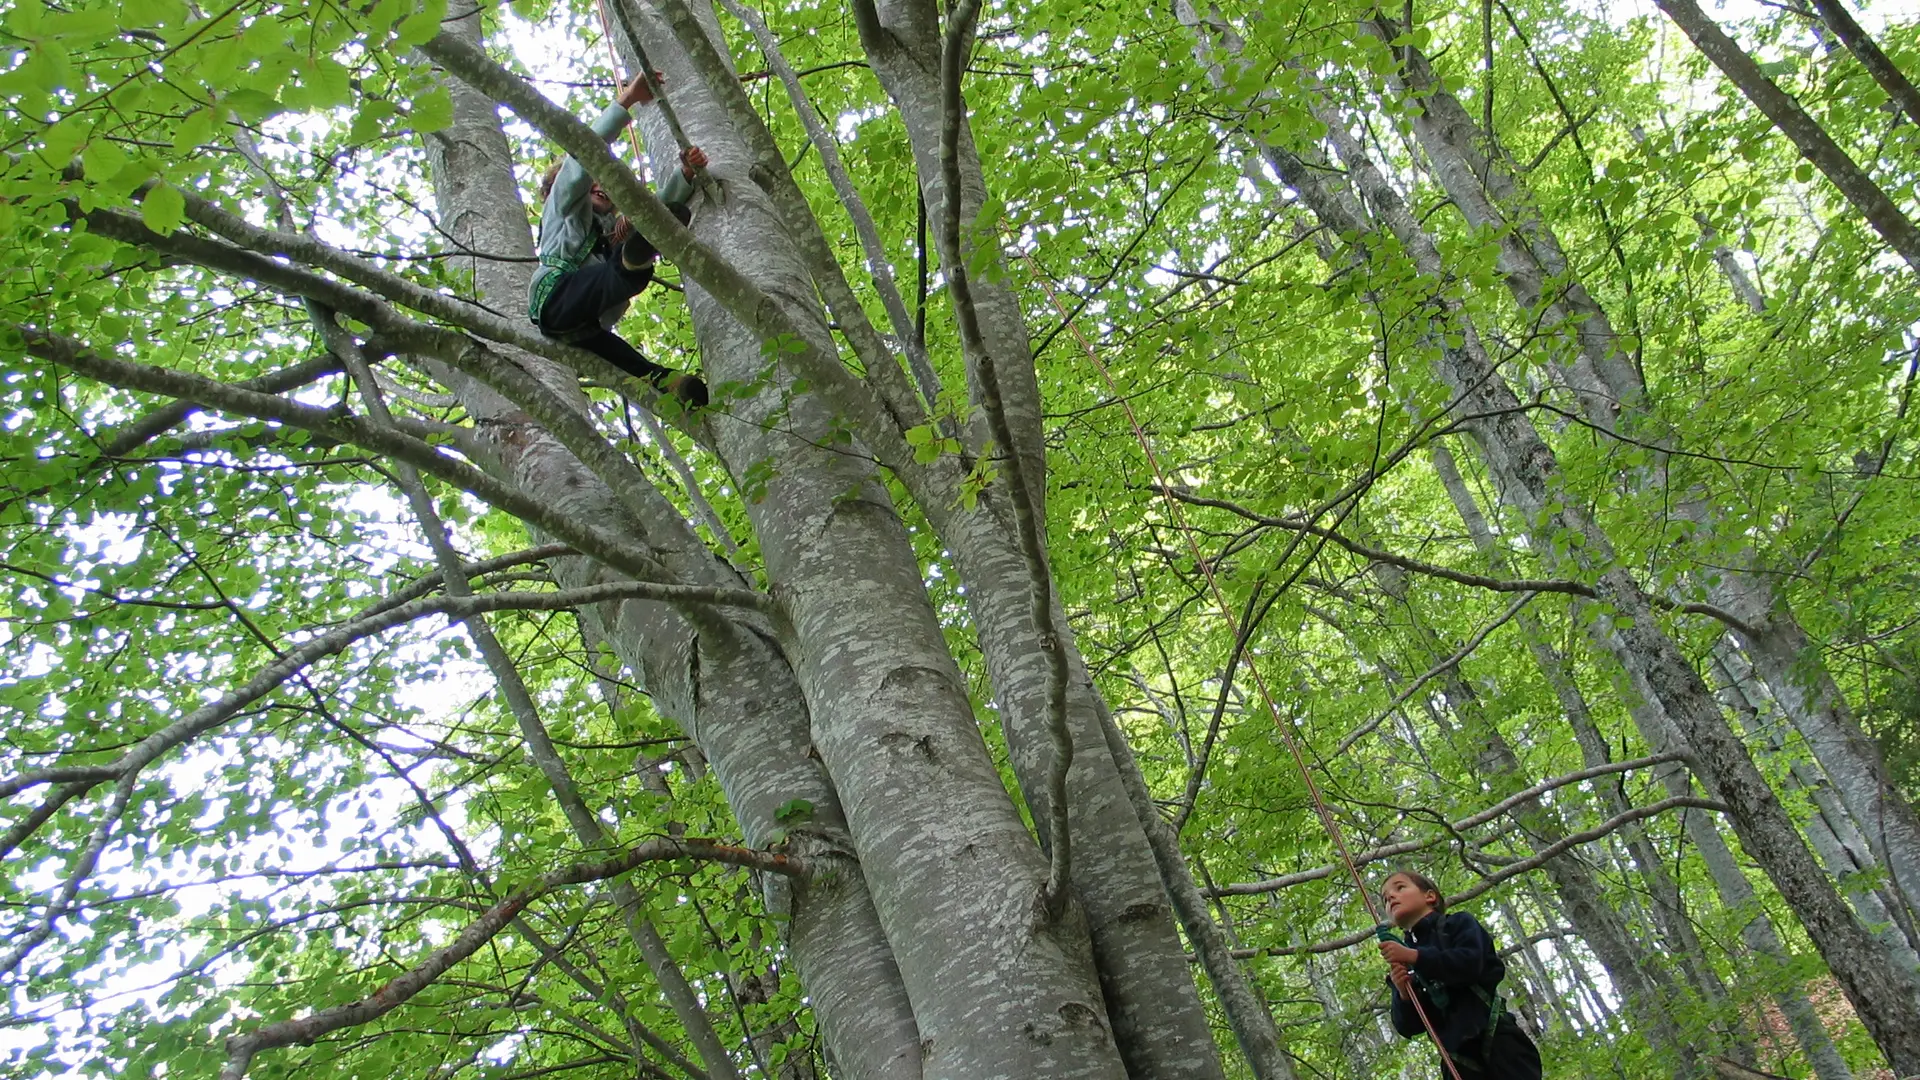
538;159;565;205
1385;869;1447;913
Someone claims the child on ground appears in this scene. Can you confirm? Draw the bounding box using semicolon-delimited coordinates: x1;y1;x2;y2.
529;74;708;409
1377;869;1543;1079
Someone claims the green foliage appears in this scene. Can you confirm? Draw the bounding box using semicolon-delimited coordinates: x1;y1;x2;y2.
5;0;1920;1077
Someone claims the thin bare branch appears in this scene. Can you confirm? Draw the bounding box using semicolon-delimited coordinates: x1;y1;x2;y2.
1210;752;1691;897
1330;590;1539;757
1231;796;1727;956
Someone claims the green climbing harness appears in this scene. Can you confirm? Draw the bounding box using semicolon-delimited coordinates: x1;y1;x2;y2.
1376;923;1509;1058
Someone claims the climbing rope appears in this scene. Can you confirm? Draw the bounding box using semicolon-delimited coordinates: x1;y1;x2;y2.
591;0;649;164
592;0;713;200
1009;237;1468;1080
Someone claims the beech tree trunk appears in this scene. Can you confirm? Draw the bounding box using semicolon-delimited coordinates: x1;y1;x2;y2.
1371;18;1920;955
846;3;1234;1076
1808;0;1920;128
1181;13;1920;1062
422;4;923;1075
1716;650;1920;986
610;2;1133;1074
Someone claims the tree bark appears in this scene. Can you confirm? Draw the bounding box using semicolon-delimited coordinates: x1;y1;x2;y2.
1654;0;1920;271
850;3;1232;1076
1808;0;1920;130
421;5;923;1075
610;3;1130;1074
1716;649;1920;984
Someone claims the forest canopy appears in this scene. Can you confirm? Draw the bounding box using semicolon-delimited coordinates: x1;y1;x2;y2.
4;0;1920;1077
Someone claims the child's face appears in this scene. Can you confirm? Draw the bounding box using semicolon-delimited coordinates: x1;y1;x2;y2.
588;183;614;214
1383;874;1437;928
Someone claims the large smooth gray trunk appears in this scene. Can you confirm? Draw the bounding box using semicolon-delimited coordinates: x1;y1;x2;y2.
422;7;922;1075
1717;649;1920;988
851;2;1234;1075
616;3;1129;1074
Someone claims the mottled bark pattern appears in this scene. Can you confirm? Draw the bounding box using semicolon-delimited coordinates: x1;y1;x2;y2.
617;3;1128;1074
423;5;922;1075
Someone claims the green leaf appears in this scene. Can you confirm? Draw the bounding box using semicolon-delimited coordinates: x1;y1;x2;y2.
395;1;447;48
220;89;283;123
140;182;186;233
348;99;397;144
408;88;453;134
171;108;215;154
40;118;87;164
81;139;129;183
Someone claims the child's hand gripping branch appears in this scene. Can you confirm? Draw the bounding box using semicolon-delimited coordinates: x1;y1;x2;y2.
1377;870;1543;1080
527;73;710;410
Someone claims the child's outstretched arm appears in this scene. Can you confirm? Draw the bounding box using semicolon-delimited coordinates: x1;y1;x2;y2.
654;146;707;221
544;78;657;224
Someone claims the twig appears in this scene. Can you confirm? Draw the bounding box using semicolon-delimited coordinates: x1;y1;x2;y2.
1209;752;1690;896
1163;486;1763;637
1233;796;1727;956
218;836;800;1080
1330;590;1539;756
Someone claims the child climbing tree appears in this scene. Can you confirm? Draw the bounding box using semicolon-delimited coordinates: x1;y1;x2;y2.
530;71;709;407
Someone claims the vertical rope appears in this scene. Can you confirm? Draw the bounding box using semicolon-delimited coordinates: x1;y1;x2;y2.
595;0;714;201
1009;235;1467;1080
591;0;648;163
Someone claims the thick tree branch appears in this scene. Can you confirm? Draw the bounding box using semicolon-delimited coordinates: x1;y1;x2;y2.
640;0;951;462
1656;0;1920;271
935;0;1073;919
329;299;747;1080
1808;0;1920;130
16;326;779;626
1164;487;1763;636
718;0;942;412
80;201;713;486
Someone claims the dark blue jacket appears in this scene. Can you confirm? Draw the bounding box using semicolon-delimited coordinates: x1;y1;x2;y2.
1388;910;1507;1055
